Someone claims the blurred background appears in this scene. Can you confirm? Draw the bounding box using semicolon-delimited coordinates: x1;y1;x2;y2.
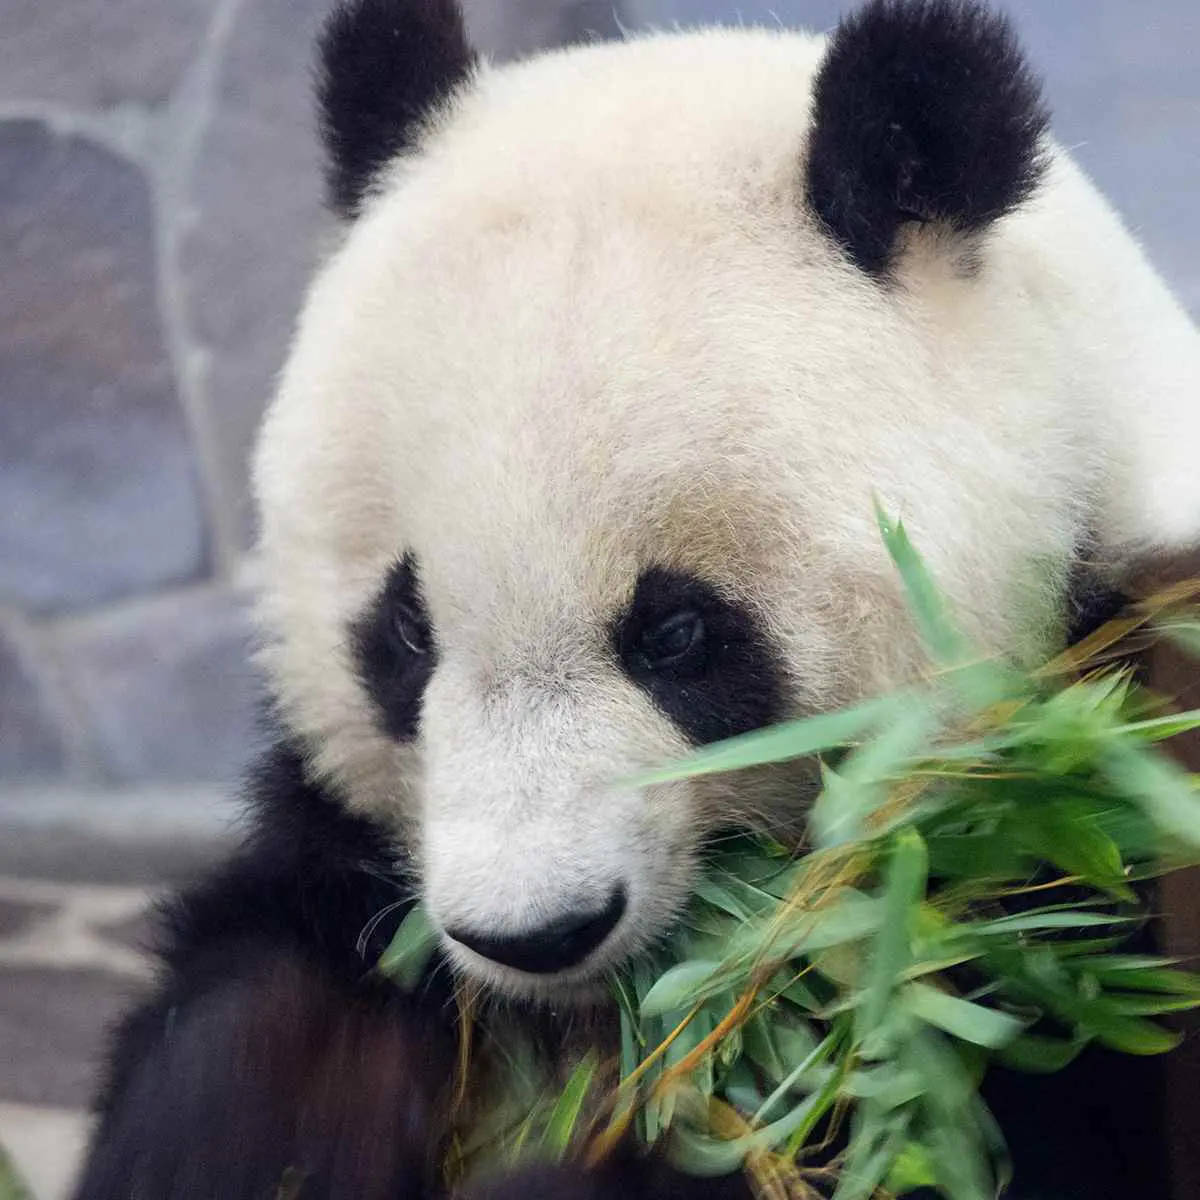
0;0;1197;1195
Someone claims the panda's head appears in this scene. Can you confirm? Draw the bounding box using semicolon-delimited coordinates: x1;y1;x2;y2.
254;0;1200;998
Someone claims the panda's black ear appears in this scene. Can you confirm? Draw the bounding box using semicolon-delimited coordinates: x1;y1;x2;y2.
317;0;475;218
805;0;1049;277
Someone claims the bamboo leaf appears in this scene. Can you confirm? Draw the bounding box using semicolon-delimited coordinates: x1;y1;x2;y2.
810;704;937;849
376;904;438;989
875;502;963;666
0;1144;33;1200
632;694;900;785
858;830;927;1048
970;910;1133;936
541;1053;597;1158
997;1033;1089;1073
885;1141;939;1193
900;982;1025;1049
1102;745;1200;848
640;962;720;1018
1156;620;1200;658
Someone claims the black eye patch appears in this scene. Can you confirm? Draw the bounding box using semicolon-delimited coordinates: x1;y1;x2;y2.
613;567;785;746
351;554;436;740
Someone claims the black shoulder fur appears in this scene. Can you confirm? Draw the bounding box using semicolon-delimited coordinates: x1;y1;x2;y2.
318;0;475;217
73;742;743;1200
806;0;1049;276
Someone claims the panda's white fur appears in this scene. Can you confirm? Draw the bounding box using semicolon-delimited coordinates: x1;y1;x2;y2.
253;26;1200;997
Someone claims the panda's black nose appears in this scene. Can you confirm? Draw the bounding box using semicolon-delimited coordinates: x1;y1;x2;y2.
447;887;626;974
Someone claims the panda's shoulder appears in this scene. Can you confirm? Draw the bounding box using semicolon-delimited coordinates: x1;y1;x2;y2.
153;741;413;983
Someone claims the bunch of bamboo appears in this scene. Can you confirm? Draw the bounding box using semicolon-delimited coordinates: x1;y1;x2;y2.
382;510;1200;1199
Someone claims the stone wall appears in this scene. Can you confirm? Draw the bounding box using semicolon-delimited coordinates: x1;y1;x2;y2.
1;0;1197;791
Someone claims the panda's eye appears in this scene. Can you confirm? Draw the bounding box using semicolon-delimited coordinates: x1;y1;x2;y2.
393;603;430;656
614;566;784;747
351;554;437;741
638;610;704;668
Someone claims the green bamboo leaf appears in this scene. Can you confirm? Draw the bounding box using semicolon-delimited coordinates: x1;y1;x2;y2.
669;1083;840;1177
1102;744;1200;848
1014;800;1133;899
1111;710;1200;742
885;1142;939;1194
1085;964;1200;995
541;1052;597;1158
970;910;1133;936
923;832;1032;879
640;961;720;1017
0;1144;33;1200
858;830;927;1048
901;1031;996;1200
899;982;1025;1049
632;694;900;785
767;891;885;958
843;1065;924;1109
692;878;755;921
376;904;438;988
666;1125;751;1177
751;1025;841;1122
835;1109;912;1200
1156;620;1200;658
1103;993;1200;1016
1081;1011;1181;1055
1075;954;1183;973
875;502;963;666
810;704;937;849
997;1033;1090;1073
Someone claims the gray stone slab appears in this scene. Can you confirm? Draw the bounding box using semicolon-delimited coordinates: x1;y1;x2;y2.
0;623;67;779
0;823;228;886
0;965;144;1107
50;586;264;784
0;120;209;614
180;0;333;548
0;0;212;108
95;909;160;958
462;0;627;60
0;785;240;882
0;897;56;940
1003;0;1200;315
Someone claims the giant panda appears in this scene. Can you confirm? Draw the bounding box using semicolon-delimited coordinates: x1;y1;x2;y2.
75;1;1200;1198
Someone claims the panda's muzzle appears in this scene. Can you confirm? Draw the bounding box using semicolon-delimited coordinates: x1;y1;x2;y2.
446;886;627;975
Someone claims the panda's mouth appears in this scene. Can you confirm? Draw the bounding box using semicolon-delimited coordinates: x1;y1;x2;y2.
445;886;628;976
437;886;641;1001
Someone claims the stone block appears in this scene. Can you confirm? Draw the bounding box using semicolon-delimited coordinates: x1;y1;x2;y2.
0;622;67;779
180;0;334;547
0;0;212;108
0;121;209;614
1002;0;1200;313
0;821;229;885
0;897;57;940
0;965;143;1107
462;0;627;60
52;585;263;784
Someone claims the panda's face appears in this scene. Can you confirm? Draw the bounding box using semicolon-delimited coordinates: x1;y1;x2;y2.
253;7;1199;997
254;163;924;995
255;27;1054;999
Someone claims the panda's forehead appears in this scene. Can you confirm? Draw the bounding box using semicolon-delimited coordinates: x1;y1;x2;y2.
290;167;918;637
266;24;1063;673
393;28;828;230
